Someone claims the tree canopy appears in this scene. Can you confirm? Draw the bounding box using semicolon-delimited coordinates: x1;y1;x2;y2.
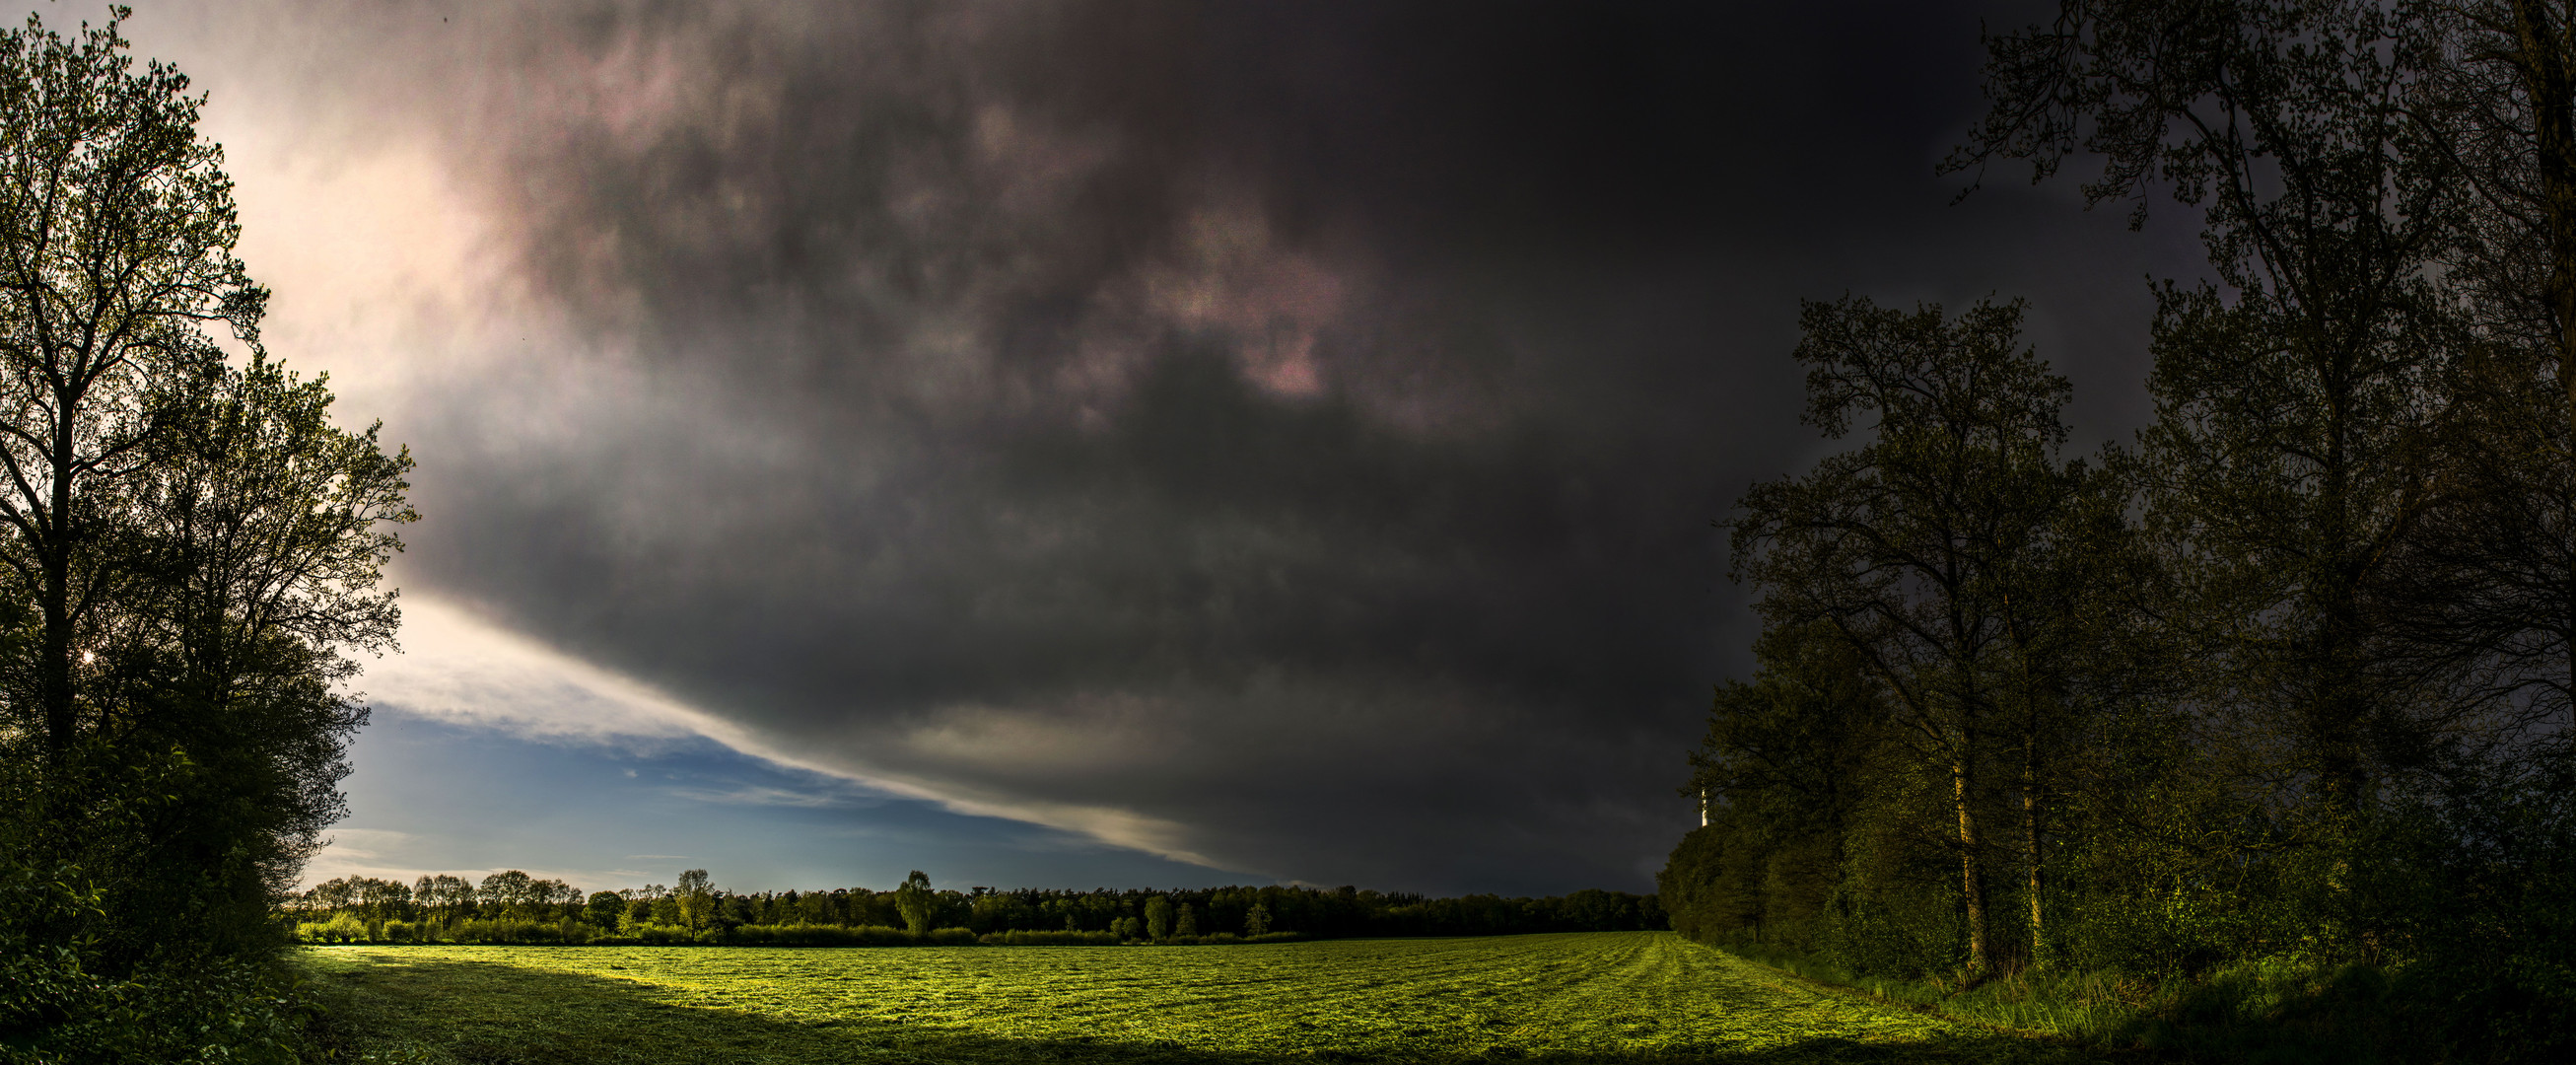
1671;1;2576;1057
0;9;413;1057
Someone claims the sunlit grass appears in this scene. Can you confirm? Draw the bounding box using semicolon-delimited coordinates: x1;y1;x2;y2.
1717;944;2419;1062
298;932;2108;1063
1719;946;2155;1038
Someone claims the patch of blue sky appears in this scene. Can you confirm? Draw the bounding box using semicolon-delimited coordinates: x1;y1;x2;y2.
315;706;1259;896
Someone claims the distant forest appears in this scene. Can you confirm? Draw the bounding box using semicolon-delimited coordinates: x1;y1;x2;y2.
287;869;1666;946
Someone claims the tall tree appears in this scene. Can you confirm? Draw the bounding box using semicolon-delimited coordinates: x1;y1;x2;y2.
0;8;259;766
1678;621;1892;952
2426;0;2576;421
675;868;715;933
1956;0;2465;820
894;870;934;936
78;356;408;958
1732;296;2092;976
2390;1;2576;763
0;7;411;976
1684;622;1884;930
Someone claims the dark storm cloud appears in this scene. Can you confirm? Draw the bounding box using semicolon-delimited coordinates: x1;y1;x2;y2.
153;0;2205;891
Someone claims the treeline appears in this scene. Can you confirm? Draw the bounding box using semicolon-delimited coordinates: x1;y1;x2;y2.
287;868;1664;946
1664;1;2574;1059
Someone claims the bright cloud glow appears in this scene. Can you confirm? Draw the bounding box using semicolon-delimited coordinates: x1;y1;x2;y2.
350;596;1222;870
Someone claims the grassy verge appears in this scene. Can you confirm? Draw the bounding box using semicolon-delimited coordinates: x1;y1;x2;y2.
1717;943;2427;1063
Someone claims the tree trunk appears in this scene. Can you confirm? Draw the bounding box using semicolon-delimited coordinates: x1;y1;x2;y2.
2314;561;2371;812
2023;738;2045;968
2509;1;2576;748
2512;0;2576;430
1954;753;1989;976
39;417;74;761
39;561;70;756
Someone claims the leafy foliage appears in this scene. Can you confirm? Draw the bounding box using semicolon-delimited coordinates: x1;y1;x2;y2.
0;10;412;1061
1670;3;2576;1060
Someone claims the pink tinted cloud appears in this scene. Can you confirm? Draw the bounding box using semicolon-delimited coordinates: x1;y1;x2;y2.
1146;204;1348;398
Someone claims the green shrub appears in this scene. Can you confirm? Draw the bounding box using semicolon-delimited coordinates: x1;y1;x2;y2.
727;923;896;946
979;929;1120;946
297;913;369;945
453;918;583;945
618;923;697;946
0;953;318;1065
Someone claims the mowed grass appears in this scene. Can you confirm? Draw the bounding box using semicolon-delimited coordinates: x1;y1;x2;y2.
299;932;2107;1064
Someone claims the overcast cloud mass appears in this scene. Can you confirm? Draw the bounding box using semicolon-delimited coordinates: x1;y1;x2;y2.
106;0;2205;895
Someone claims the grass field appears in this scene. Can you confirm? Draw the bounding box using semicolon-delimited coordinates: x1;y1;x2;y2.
298;932;2109;1064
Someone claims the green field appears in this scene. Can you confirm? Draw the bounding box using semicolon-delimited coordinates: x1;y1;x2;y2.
300;932;2105;1064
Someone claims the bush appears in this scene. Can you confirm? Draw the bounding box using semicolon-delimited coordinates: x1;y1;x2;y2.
0;953;318;1065
296;913;369;945
617;923;697;946
927;927;978;946
453;918;593;945
727;923;914;947
978;930;1120;946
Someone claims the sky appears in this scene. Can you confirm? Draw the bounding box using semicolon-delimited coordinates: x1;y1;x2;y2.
93;0;2209;897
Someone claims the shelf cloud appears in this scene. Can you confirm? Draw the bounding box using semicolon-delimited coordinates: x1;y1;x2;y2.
128;0;2202;893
